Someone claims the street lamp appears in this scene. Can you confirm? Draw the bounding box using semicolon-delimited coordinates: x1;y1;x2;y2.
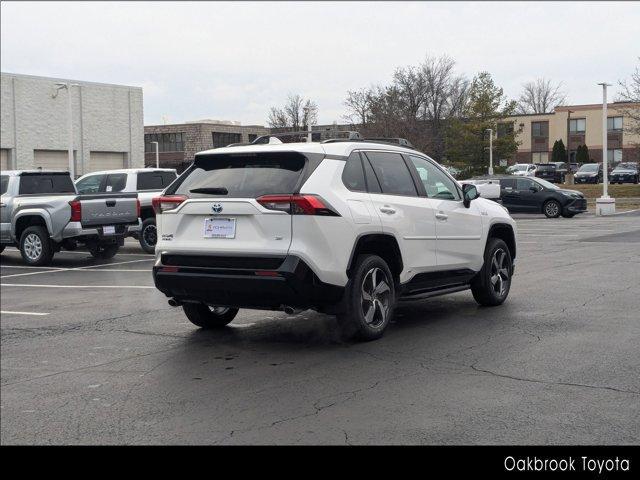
54;82;79;178
485;128;494;175
151;141;159;168
596;83;615;215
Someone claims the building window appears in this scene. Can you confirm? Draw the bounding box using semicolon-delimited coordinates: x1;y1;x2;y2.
497;122;514;138
145;133;185;152
531;121;549;137
607;149;623;165
532;152;549;164
569;118;586;134
212;132;242;148
607;116;623;131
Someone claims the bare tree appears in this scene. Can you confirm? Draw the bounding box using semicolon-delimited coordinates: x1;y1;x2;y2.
267;94;318;130
517;78;567;114
343;88;372;126
616;59;640;138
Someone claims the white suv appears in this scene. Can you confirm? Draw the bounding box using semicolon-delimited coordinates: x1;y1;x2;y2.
152;139;517;341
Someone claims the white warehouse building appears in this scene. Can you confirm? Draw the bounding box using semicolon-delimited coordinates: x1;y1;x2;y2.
1;72;144;176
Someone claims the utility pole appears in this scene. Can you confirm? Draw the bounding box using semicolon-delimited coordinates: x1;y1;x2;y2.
55;82;79;178
596;83;615;215
486;128;494;175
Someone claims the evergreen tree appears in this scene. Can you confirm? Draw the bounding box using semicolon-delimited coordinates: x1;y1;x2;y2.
551;139;567;163
576;144;590;164
445;72;520;176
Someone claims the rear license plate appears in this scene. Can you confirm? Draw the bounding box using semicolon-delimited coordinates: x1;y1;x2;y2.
103;226;116;235
203;217;236;239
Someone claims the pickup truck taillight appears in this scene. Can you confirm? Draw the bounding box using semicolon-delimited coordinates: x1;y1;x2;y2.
136;198;141;218
152;195;187;214
256;194;340;216
69;200;82;222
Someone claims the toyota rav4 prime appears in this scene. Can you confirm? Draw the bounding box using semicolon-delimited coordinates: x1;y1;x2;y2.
152;138;517;341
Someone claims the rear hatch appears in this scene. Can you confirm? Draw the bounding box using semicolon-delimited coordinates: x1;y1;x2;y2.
79;193;139;226
156;151;311;258
536;164;556;178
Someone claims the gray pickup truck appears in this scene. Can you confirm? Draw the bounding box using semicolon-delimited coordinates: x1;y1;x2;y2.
0;170;140;265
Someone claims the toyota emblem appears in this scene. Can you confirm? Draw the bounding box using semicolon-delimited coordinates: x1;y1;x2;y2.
212;203;223;214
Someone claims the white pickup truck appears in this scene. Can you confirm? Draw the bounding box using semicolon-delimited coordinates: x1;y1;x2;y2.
1;170;139;265
75;168;178;253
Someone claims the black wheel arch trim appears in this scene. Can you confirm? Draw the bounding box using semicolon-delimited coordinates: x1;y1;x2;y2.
346;232;404;280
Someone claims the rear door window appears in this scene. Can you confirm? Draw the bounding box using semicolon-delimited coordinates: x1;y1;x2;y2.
105;173;127;192
170;152;306;198
137;171;177;190
364;151;417;196
19;174;76;194
341;152;366;192
500;178;517;189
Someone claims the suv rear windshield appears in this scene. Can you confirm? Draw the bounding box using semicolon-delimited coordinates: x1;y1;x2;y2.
536;165;556;171
137;171;178;190
0;175;8;195
19;173;75;195
168;152;306;198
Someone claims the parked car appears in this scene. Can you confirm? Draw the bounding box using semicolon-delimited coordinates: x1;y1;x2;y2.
506;163;537;177
569;162;582;173
0;170;139;265
609;162;639;184
75;168;178;253
535;162;568;184
480;175;587;218
152;138;517;341
574;163;603;184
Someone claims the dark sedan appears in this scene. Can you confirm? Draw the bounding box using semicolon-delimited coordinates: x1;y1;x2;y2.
574;163;603;184
473;175;587;218
609;163;639;184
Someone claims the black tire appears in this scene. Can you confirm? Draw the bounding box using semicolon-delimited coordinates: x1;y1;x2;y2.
471;238;513;307
337;254;396;342
139;217;157;254
182;304;239;329
543;199;561;218
0;245;5;254
89;244;119;259
19;226;54;266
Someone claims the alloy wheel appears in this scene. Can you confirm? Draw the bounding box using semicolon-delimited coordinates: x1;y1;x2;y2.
490;248;510;297
24;233;43;261
143;224;157;246
545;202;559;217
361;267;391;327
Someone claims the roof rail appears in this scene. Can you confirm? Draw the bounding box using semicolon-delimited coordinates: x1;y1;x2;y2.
321;137;415;149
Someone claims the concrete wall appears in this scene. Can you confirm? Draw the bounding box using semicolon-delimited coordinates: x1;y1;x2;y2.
0;72;144;175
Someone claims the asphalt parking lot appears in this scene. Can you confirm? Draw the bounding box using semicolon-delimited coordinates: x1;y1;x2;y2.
1;212;639;445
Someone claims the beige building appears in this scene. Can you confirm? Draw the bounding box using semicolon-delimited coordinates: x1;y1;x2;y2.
499;102;640;165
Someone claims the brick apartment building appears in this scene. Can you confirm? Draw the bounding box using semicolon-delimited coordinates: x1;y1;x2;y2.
144;120;268;172
499;102;640;166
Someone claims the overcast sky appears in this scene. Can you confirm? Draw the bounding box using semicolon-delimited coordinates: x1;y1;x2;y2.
2;1;638;126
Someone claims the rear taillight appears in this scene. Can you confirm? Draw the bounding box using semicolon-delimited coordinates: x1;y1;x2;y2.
256;194;339;216
69;200;82;222
152;195;187;214
136;198;141;218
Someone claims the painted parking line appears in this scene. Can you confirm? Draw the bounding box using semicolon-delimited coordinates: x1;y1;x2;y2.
0;259;154;279
0;310;50;316
1;284;155;289
0;265;64;270
2;247;150;257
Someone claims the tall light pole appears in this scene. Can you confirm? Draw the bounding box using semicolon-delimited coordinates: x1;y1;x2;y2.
485;128;494;175
54;82;79;178
596;82;615;216
151;141;159;168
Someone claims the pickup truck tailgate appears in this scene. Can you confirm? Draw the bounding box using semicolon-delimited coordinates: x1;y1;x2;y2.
79;193;139;226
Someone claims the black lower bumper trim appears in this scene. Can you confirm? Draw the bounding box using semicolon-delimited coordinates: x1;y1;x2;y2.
153;255;344;310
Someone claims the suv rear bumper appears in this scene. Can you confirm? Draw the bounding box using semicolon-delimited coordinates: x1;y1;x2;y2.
153;254;344;310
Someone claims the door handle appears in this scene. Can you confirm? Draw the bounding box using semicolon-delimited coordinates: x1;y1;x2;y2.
379;206;396;214
435;212;448;220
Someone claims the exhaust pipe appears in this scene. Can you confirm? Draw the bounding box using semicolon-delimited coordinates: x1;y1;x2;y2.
168;298;182;307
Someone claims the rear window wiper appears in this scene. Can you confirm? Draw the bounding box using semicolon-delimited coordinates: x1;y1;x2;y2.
189;187;229;195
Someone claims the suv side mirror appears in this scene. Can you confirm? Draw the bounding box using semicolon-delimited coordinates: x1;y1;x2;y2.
462;184;479;208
